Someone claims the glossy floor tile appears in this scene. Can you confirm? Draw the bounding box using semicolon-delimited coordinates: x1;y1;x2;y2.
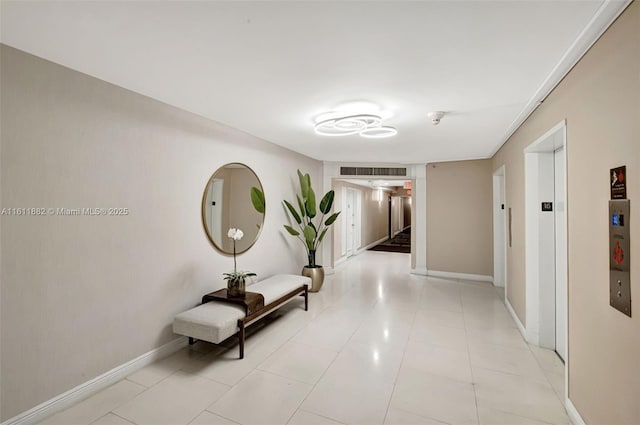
473;367;569;424
113;371;230;425
384;408;448;425
208;370;312;425
287;410;345;425
301;377;395;425
38;252;569;425
389;367;478;425
189;410;240;425
402;339;473;383
126;347;208;388
89;414;135;425
257;341;338;385
40;380;146;425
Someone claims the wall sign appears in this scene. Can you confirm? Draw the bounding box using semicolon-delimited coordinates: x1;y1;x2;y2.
611;166;627;200
541;202;553;212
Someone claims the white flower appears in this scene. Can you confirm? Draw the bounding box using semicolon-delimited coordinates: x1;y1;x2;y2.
227;228;244;241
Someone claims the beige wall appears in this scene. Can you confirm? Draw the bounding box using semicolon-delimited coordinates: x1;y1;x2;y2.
0;45;321;420
426;159;493;276
333;181;389;262
492;3;639;423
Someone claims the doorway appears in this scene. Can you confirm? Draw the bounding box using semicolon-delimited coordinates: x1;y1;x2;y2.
390;196;404;237
344;187;361;257
207;179;224;243
524;120;567;362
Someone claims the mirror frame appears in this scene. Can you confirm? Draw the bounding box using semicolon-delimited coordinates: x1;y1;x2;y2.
201;162;265;255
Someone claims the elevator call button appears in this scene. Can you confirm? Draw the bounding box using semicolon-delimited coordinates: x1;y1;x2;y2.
609;200;631;317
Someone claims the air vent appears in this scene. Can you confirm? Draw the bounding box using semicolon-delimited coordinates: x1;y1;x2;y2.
340;167;407;176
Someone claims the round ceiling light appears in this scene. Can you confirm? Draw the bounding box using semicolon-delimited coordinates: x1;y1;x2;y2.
314;119;361;136
314;112;396;138
359;126;398;138
334;114;382;130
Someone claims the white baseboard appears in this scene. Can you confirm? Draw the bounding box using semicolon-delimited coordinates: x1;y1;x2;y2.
334;256;347;267
427;270;494;283
566;397;586;425
2;336;188;425
410;267;428;276
332;237;388;269
505;298;527;341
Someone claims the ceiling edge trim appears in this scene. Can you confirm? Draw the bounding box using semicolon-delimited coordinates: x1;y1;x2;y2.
488;0;632;159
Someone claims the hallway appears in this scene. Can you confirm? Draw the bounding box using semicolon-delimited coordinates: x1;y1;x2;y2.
369;227;411;254
41;252;567;425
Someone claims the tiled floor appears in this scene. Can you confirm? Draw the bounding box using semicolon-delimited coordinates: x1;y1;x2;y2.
40;252;568;425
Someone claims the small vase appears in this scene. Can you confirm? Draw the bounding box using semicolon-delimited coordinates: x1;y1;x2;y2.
227;278;245;298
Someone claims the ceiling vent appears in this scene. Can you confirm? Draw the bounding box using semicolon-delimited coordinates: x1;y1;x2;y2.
340;167;407;176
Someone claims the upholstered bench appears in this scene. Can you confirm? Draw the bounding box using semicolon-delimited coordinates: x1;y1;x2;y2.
173;274;310;358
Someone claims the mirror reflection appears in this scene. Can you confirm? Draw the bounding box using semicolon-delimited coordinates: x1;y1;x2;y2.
202;163;265;254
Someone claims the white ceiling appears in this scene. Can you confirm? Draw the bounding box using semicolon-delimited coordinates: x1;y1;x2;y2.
0;1;628;163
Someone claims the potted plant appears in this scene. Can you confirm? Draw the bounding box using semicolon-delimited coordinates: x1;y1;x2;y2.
223;228;256;297
283;170;340;292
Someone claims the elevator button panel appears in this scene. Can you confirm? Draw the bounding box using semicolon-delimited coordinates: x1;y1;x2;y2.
609;200;631;317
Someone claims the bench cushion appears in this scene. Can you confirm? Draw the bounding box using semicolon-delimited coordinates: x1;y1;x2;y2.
173;302;244;344
248;274;311;304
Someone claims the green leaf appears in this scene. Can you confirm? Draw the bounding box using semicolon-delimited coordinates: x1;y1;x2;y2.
283;200;301;224
284;225;300;236
298;169;309;199
317;228;329;244
296;195;306;219
324;211;341;226
319;190;335;214
309;221;317;233
303;225;316;249
250;187;265;214
305;187;317;218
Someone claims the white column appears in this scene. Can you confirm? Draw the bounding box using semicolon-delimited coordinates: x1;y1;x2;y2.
321;161;335;274
411;164;428;275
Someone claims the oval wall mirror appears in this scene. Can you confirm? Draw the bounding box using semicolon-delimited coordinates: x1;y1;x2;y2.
202;163;265;255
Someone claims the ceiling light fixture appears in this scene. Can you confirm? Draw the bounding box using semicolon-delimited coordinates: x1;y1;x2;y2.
360;126;398;138
314;113;396;138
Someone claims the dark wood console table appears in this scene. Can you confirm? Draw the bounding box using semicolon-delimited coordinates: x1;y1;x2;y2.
202;289;265;316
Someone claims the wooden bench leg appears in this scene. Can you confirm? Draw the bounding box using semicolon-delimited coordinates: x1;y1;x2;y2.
238;320;245;359
188;337;195;345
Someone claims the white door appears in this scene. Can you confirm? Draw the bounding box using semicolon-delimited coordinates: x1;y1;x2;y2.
346;189;355;257
554;147;567;361
210;179;224;243
391;197;401;235
493;169;506;289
